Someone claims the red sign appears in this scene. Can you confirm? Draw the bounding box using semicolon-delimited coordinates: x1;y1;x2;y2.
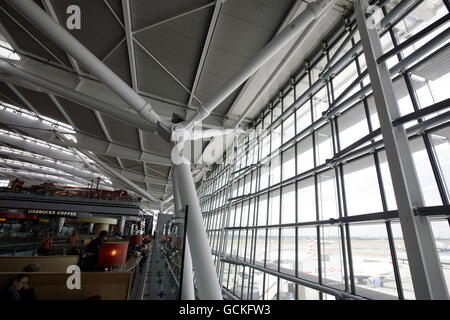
97;242;129;267
129;235;142;246
0;212;38;220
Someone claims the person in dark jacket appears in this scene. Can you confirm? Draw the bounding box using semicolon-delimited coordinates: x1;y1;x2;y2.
1;274;36;301
83;230;108;271
38;231;52;256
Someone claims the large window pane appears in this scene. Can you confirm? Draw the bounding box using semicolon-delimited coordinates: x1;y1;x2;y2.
284;89;295;111
266;228;279;270
225;230;233;257
272;125;282;153
237;229;246;260
350;223;397;299
248;198;256;227
298;227;318;278
343;156;383;216
245;230;254;262
257;194;268;226
311;55;326;84
378;151;397;211
320;226;345;290
233;265;244;297
222;263;230;289
227;264;236;292
430;128;450;200
411;45;450;109
295;75;309;99
297;136;314;174
261;134;270;159
410;137;442;206
390;222;415;299
280;228;296;276
338;102;370;150
252;270;264;300
312;87;328;121
297;177;316;222
315;124;333;165
234;202;242;227
268;189;280;225
318;170;339;220
270;155;281;186
231;231;239;258
241;201;249;228
393;77;415;117
281;183;296;224
333;61;358;99
296;102;311;133
297;284;320;300
430;219;450;295
273;101;282;120
282;113;295;144
279;280;295;300
282;146;295;181
263;112;271;129
260;162;269;190
367;95;380;130
254;229;266;267
264;274;279;300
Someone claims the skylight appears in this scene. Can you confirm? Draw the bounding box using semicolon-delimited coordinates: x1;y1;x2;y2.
0;37;20;60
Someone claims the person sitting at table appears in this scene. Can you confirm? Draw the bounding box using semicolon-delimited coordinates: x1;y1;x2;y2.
83;230;108;271
1;274;36;301
67;230;79;246
38;231;52;256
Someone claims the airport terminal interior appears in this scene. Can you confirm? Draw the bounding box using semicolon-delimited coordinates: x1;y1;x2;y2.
0;0;448;301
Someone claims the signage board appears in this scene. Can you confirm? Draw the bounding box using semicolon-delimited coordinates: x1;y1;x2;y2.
26;209;77;217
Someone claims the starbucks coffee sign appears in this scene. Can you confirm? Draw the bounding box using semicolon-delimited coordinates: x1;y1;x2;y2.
26;209;77;217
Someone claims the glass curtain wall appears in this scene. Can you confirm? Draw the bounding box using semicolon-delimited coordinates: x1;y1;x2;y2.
200;0;450;300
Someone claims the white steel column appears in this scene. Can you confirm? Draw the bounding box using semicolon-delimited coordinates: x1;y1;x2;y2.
354;0;448;300
119;216;126;235
173;169;195;300
174;162;222;300
88;222;94;234
56;217;65;234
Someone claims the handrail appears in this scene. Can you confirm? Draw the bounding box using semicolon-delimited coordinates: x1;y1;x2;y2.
161;246;180;288
0;239;66;249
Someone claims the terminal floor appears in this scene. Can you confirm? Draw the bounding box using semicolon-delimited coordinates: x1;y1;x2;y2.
141;239;178;300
